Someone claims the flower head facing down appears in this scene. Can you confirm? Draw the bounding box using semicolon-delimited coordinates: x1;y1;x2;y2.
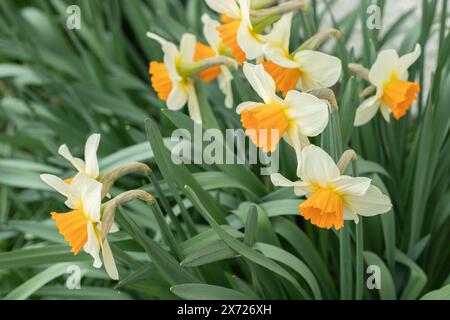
194;14;236;108
271;145;392;229
262;13;342;96
58;133;100;181
206;0;264;64
237;62;329;153
147;32;202;123
354;44;421;126
40;173;119;280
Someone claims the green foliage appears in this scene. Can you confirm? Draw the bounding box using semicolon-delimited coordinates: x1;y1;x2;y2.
0;0;449;300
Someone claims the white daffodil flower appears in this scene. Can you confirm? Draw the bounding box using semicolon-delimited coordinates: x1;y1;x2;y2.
354;44;421;126
271;145;392;230
237;62;329;154
262;13;342;96
206;0;264;64
58;133;100;180
195;14;236;108
147;32;202;123
40;173;119;280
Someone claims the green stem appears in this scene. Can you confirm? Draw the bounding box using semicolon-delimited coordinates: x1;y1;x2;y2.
148;173;187;241
339;225;353;299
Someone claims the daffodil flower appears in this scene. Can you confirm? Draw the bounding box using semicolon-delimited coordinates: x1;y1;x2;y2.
262;13;342;96
58;133;100;181
206;0;264;64
237;62;329;153
271;145;392;230
354;44;421;126
147;32;202;123
40;173;119;280
194;14;236;108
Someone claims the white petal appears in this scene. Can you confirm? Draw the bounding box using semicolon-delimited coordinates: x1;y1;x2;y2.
205;0;240;19
345;185;392;217
167;84;188;110
84;133;100;179
237;21;263;60
146;32;169;47
284;91;329;137
236;101;264;114
397;44;421;77
285;126;303;167
380;103;391;122
40;174;80;209
243;62;276;104
76;175;102;221
187;83;202;124
262;13;293;53
162;43;182;82
236;1;263;61
101;239;119;280
368;49;399;86
343;207;359;223
294;50;342;91
84;222;102;268
331;175;371;196
354;96;382;126
201;14;221;52
218;67;234;108
180;33;196;64
263;45;299;68
270;173;312;196
58;144;85;173
299;145;340;185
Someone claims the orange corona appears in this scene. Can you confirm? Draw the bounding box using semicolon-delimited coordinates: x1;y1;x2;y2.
240;103;289;152
149;61;173;101
194;43;222;82
216;15;246;65
264;61;301;96
300;188;344;230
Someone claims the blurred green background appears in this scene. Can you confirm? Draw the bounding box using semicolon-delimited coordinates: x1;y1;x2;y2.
0;0;449;300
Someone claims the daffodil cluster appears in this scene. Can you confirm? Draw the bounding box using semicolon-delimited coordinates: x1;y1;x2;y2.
143;0;410;230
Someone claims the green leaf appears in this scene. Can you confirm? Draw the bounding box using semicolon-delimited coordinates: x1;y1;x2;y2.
184;185;311;299
181;240;238;267
420;284;450;300
4;263;73;300
171;283;254;300
253;242;322;299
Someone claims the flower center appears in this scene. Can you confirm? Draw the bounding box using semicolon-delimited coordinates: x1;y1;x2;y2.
382;75;420;120
263;60;301;97
149;61;173;101
216;16;246;65
240;102;289;152
194;42;222;82
51;208;89;255
299;188;344;230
